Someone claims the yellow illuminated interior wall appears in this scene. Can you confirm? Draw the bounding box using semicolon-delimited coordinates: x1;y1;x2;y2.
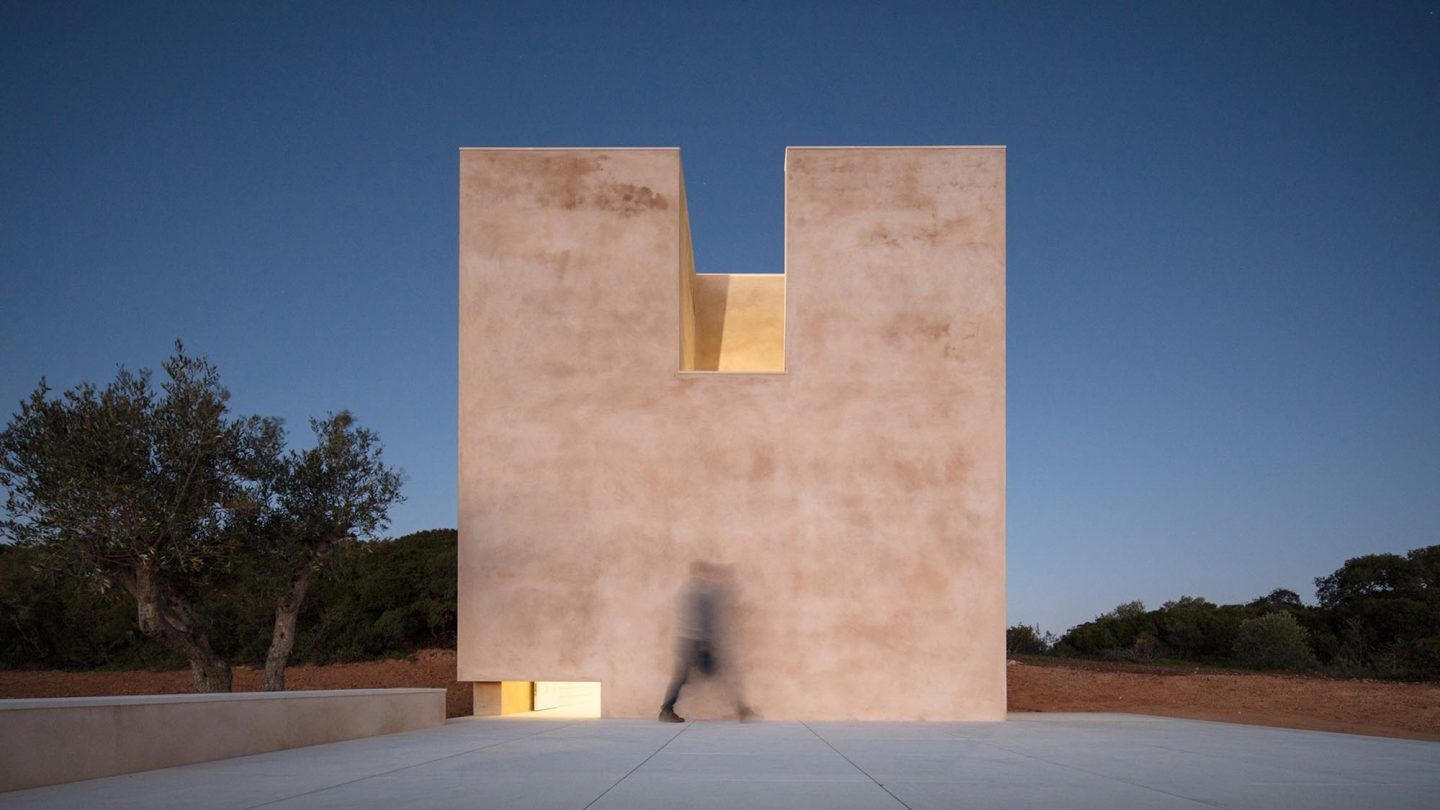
677;173;785;373
532;681;602;718
473;680;534;716
678;171;699;371
689;275;785;371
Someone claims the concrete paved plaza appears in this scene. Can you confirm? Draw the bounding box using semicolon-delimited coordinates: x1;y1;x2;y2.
3;713;1437;809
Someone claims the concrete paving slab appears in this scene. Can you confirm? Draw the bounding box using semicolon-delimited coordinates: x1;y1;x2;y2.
809;721;1000;741
826;741;1120;786
268;774;616;810
882;779;1210;809
1187;782;1440;810
588;774;907;809
639;751;870;780
1;713;1436;809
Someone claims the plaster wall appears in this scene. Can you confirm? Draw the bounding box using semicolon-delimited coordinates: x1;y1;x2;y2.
458;146;1005;720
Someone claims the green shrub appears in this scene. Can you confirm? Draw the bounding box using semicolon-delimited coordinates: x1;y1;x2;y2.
1102;601;1146;620
1130;632;1162;660
291;529;457;664
1006;624;1053;655
1233;611;1318;670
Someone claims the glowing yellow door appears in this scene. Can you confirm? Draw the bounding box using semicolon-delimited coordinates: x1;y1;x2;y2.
530;682;601;717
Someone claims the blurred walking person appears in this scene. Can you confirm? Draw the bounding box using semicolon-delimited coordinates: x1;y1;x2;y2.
658;561;754;723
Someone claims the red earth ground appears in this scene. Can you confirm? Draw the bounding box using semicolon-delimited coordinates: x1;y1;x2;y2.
1007;655;1440;741
3;650;1438;741
0;650;474;719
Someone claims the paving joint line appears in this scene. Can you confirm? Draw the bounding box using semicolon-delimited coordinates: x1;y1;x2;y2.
800;721;912;809
246;720;581;808
581;720;692;809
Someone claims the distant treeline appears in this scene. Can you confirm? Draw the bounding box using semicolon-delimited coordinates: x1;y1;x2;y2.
9;530;1437;682
0;529;457;671
1009;544;1440;680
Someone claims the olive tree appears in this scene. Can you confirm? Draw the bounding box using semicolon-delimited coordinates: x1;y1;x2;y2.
257;412;403;691
0;345;279;691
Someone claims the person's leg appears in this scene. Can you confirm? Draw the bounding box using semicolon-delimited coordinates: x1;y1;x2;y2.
661;661;689;711
660;641;696;719
718;658;754;720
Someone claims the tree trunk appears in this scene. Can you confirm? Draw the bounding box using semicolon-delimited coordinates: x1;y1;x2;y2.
186;649;233;693
262;559;317;691
125;564;232;692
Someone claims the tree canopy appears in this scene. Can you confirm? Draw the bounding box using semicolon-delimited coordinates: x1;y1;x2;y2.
0;344;403;691
1048;544;1440;679
0;346;279;689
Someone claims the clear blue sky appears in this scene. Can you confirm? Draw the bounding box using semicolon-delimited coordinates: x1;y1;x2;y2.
2;2;1436;635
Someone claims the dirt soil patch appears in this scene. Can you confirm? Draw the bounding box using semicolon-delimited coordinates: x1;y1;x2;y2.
3;651;1438;739
1009;656;1440;741
0;649;472;718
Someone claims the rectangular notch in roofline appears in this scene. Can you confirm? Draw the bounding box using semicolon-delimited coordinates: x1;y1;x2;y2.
678;172;786;373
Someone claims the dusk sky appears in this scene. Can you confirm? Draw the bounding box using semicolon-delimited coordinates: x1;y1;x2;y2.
2;1;1436;635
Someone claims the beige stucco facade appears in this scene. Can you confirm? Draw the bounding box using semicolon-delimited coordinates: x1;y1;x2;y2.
458;146;1005;721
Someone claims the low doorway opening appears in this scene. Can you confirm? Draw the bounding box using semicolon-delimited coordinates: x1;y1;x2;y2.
474;681;601;718
531;681;602;717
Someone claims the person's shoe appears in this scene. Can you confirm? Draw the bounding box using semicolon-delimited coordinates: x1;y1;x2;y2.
737;705;757;723
658;707;686;723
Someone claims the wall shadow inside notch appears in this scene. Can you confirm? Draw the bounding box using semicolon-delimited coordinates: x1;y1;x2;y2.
678;163;786;373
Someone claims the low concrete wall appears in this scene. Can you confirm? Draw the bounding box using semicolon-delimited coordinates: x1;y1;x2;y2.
0;688;446;792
